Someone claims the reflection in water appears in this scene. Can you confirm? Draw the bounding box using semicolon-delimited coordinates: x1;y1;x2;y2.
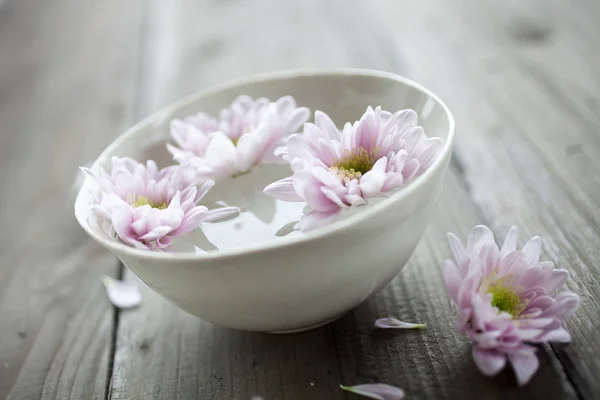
274;221;298;237
170;228;219;252
202;165;290;224
172;164;306;252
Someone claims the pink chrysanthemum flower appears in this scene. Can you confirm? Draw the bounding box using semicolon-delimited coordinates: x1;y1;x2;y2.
444;225;580;386
167;95;310;179
81;157;239;250
263;106;442;231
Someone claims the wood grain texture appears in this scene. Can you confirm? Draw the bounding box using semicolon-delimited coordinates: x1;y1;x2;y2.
0;0;143;399
0;0;596;399
381;0;600;398
108;0;584;399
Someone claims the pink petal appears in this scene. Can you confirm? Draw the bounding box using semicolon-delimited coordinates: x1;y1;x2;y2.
513;328;543;341
447;233;468;269
264;177;304;202
500;226;519;257
509;351;539;386
472;347;507;376
286;107;311;133
466;225;495;255
374;318;426;329
102;276;142;309
443;259;462;302
522;236;542;265
540;327;571;342
202;206;240;223
293;171;338;212
498;251;529;276
196;180;215;202
340;384;404;400
345;194;367;206
312;166;344;188
205;131;237;172
402;159;420;181
112;207;134;241
417;138;443;170
321;187;348;208
359;158;387;197
518;317;554;329
553;292;580;319
314;110;341;141
170;208;209;236
235;132;263;171
138;226;174;241
544;269;569;292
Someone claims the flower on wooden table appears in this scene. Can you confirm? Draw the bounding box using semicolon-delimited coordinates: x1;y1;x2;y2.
444;225;580;385
264;106;442;231
167;95;310;179
81;157;239;250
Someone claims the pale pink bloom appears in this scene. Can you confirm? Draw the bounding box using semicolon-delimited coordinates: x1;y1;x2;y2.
167;95;310;179
264;106;442;231
81;157;239;250
444;225;580;386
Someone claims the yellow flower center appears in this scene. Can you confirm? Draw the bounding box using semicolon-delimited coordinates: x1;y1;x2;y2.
330;147;377;180
488;284;522;316
131;195;168;210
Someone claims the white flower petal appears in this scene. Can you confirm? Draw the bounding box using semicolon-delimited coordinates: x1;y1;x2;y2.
500;226;519;257
314;110;341;141
345;194;367;206
203;206;240;222
509;351;539;386
340;383;404;400
359;158;387;197
373;317;426;329
102;276;142;309
321;187;348;208
541;327;571;342
206;131;237;173
472;347;507;376
522;236;542;265
264;177;304;202
465;225;495;255
235;133;263;172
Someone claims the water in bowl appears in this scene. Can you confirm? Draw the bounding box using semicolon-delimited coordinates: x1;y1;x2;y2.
170;164;306;252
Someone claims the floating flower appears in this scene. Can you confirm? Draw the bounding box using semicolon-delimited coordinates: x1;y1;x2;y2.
167;95;310;179
444;225;580;385
264;106;442;231
81;157;239;250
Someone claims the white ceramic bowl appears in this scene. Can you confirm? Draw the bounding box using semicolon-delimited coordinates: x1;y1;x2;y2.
75;69;454;333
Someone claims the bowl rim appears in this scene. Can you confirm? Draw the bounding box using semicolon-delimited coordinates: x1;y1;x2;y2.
75;68;455;262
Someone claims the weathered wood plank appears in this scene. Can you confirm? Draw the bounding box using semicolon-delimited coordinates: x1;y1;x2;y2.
383;0;600;398
0;0;143;398
109;0;579;399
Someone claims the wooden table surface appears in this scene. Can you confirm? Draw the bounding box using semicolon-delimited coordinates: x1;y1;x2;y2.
1;0;599;399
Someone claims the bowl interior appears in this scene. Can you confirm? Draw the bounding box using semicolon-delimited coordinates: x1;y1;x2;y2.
75;70;452;254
